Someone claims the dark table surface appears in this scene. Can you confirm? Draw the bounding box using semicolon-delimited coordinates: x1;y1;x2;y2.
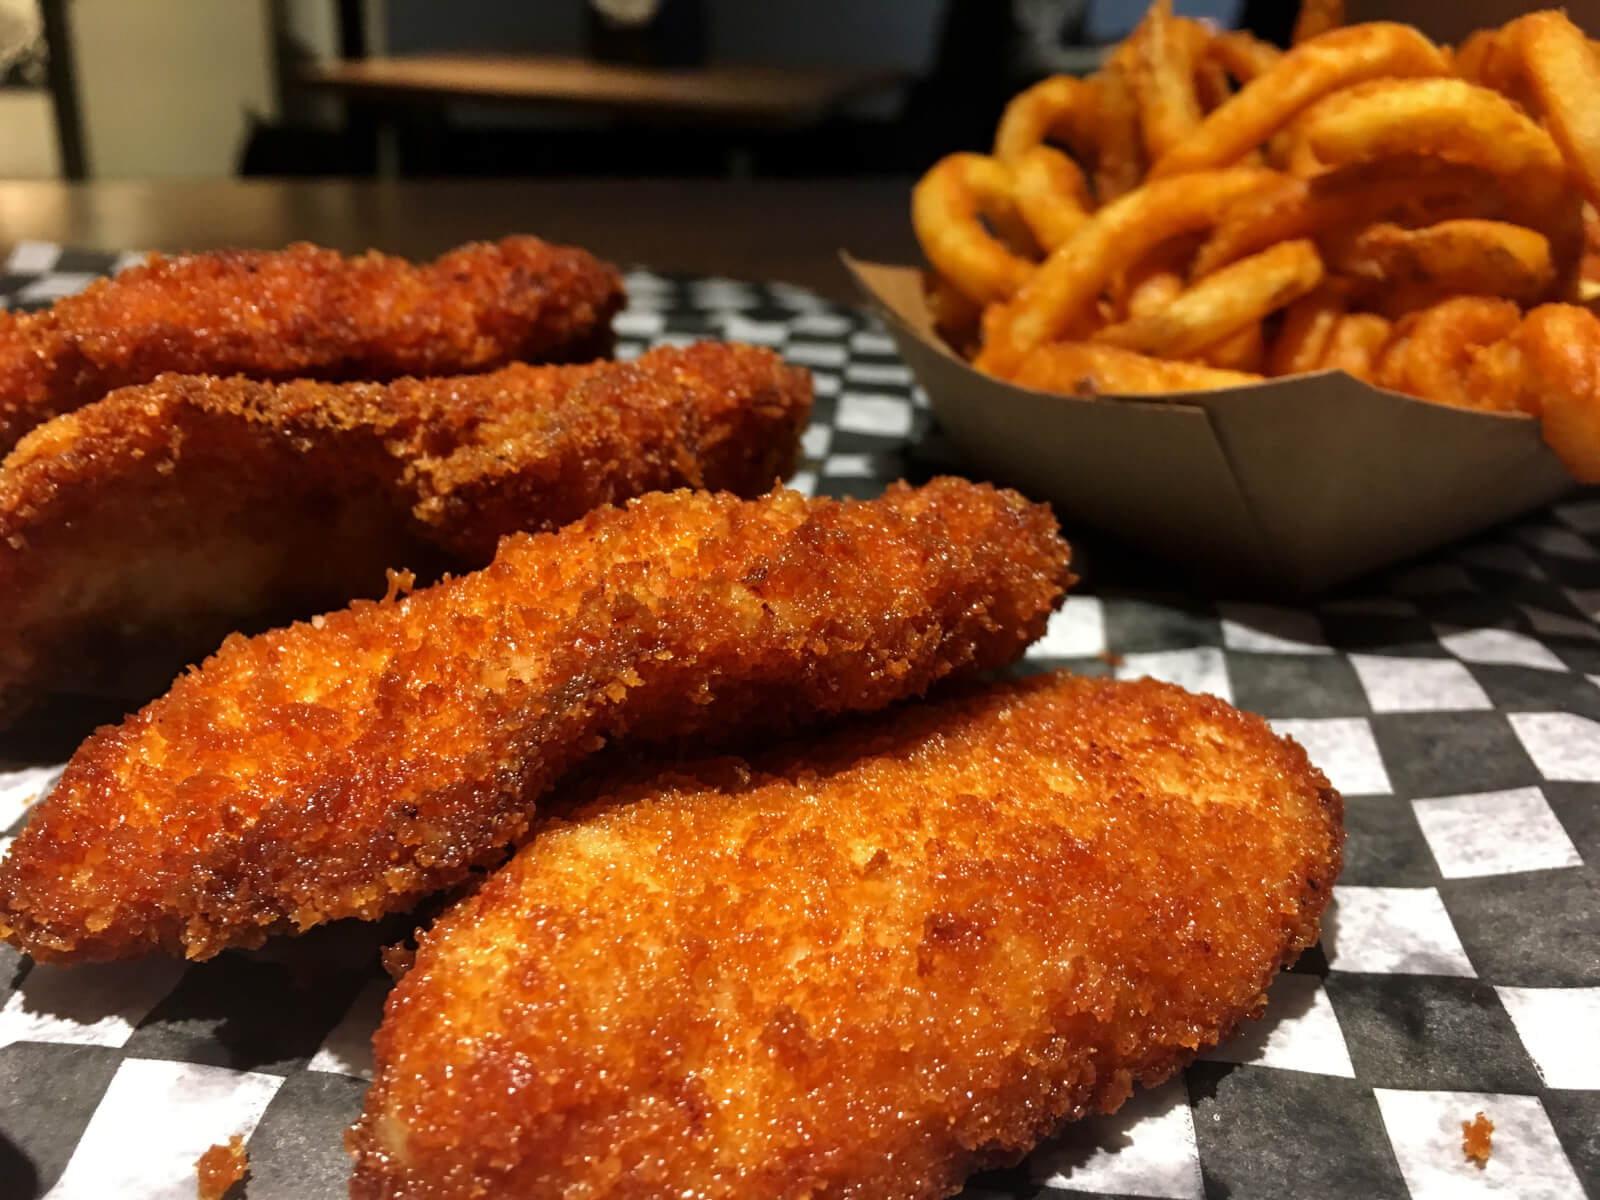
0;178;920;304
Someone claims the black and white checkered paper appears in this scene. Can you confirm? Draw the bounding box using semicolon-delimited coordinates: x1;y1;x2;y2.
1;243;1596;1199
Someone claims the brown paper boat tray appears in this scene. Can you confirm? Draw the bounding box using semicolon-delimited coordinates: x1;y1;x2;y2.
846;255;1576;595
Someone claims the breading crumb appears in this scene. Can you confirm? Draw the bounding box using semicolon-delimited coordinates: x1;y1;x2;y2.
1463;1111;1493;1167
382;943;418;980
195;1134;248;1200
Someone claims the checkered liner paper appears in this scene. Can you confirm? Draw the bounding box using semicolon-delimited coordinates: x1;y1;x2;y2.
0;242;1596;1200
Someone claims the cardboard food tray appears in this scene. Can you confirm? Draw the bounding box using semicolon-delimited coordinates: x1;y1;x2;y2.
845;255;1577;595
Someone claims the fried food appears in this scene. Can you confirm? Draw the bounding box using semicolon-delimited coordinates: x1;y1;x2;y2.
196;1136;248;1200
993;74;1099;169
1292;0;1344;46
1473;12;1600;211
1191;159;1508;280
1268;284;1347;376
909;2;1600;483
347;671;1343;1200
1317;312;1390;381
1012;341;1261;395
1094;41;1149;203
0;343;811;722
1206;30;1282;85
0;479;1073;963
1373;296;1524;412
1298;78;1570;205
1327;219;1554;304
0;237;625;454
911;154;1036;305
1011;145;1093;253
1133;0;1202;163
1463;1111;1494;1168
976;167;1279;372
1372;299;1600;481
1093;239;1324;359
1513;304;1600;481
1148;23;1449;179
1197;321;1267;373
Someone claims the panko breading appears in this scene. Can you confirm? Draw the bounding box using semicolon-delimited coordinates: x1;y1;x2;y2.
347;671;1343;1200
0;479;1072;963
0;343;810;720
195;1135;249;1200
0;237;624;452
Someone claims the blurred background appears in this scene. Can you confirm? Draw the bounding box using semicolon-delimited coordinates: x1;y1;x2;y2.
2;0;1245;182
3;0;1597;185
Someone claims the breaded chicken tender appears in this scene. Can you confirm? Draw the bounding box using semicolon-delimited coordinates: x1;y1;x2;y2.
0;237;624;452
0;479;1072;963
347;671;1343;1200
0;343;810;720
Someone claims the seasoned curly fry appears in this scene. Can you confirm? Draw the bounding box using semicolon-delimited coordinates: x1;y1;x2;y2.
1268;286;1348;377
1514;12;1600;212
924;271;984;359
1207;30;1283;85
1197;322;1267;373
1301;78;1566;183
1192;40;1234;114
1122;263;1186;322
1318;312;1390;381
1149;23;1449;179
1192;158;1552;279
1299;77;1583;277
977;167;1279;373
1095;45;1149;203
1292;0;1344;46
1011;145;1094;252
1011;341;1262;395
1092;239;1324;360
1328;219;1554;303
993;74;1099;167
1134;0;1203;163
912;154;1035;305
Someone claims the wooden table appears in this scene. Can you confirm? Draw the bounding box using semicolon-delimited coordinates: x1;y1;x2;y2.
0;178;919;303
298;56;904;126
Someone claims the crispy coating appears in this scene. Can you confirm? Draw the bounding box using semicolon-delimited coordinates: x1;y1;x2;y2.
0;237;625;452
1462;1111;1494;1168
348;671;1343;1200
195;1135;249;1200
0;479;1072;963
0;342;811;719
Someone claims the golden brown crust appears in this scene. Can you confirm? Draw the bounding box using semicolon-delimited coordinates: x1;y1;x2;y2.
348;671;1343;1200
0;479;1072;963
0;343;811;718
0;237;625;452
195;1135;248;1200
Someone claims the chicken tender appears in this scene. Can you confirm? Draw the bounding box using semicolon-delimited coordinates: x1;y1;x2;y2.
0;342;810;721
0;237;624;452
348;671;1343;1200
0;479;1072;963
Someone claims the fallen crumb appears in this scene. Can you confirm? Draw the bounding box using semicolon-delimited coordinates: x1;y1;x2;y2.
381;942;417;980
195;1134;248;1200
382;567;417;604
1462;1111;1493;1168
1096;649;1125;667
